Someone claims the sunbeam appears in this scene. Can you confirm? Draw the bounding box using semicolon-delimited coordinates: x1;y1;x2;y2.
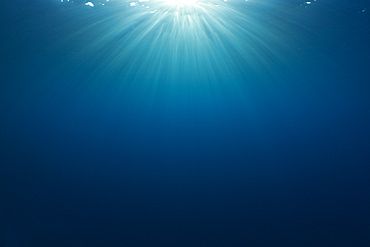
60;0;294;85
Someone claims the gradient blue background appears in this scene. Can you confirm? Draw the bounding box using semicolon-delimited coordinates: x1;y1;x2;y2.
1;0;369;246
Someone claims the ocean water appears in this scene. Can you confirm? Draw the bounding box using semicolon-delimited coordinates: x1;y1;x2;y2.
1;0;369;246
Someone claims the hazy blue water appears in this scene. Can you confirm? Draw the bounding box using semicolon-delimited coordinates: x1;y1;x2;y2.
1;0;369;246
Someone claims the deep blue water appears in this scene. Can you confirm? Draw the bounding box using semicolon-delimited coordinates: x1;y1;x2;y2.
1;0;370;246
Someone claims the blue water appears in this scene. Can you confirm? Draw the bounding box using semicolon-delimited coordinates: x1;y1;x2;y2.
1;0;369;246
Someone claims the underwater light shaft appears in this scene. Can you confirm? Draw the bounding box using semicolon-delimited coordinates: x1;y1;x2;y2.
65;0;293;85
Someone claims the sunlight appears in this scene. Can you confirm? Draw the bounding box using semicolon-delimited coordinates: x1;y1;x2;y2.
58;0;296;84
165;0;198;5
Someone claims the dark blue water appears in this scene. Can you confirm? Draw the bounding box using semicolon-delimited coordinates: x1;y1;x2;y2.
1;0;369;246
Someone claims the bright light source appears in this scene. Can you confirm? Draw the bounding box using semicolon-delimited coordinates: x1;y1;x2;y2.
165;0;198;5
